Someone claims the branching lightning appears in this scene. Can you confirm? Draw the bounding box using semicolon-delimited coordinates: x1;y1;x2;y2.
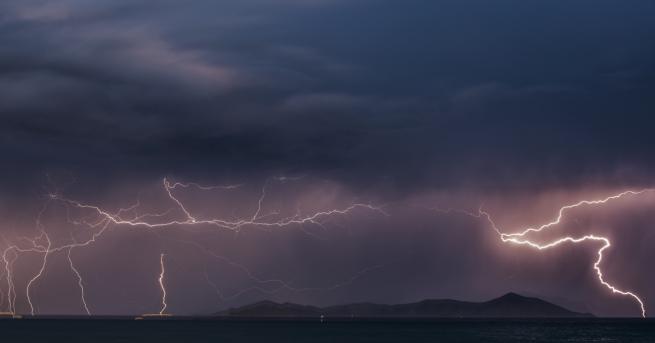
0;177;384;316
434;189;653;317
5;174;646;317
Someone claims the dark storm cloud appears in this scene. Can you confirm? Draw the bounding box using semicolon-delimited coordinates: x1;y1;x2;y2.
1;0;655;193
1;1;655;317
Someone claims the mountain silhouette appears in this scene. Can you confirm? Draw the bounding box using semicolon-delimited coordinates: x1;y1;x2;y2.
217;293;593;318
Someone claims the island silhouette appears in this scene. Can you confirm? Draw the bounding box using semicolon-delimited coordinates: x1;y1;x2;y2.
216;293;593;318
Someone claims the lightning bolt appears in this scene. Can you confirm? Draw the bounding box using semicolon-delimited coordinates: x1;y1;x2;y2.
53;178;385;233
67;248;90;315
25;238;50;316
434;189;653;317
184;237;383;302
158;253;168;315
3;248;17;314
0;176;383;316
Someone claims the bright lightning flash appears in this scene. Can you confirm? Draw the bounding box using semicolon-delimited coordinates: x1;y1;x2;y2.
435;189;653;317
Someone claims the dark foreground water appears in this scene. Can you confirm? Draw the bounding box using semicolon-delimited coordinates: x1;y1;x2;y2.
1;319;654;342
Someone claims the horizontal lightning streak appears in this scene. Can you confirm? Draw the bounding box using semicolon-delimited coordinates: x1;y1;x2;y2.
52;187;384;233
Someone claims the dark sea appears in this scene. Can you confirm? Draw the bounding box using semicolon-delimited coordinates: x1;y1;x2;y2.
1;318;654;342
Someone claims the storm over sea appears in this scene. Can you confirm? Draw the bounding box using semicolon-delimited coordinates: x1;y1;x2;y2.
1;319;654;343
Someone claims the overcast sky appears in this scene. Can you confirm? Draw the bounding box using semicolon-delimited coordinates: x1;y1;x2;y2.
1;0;654;316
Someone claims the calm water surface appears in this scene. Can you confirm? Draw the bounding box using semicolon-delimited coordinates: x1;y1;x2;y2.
0;319;653;342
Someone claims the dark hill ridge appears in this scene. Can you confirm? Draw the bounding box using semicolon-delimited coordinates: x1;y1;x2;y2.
217;293;593;318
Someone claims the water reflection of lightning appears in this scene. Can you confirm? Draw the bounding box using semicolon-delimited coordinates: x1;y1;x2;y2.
0;177;384;316
434;189;653;317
